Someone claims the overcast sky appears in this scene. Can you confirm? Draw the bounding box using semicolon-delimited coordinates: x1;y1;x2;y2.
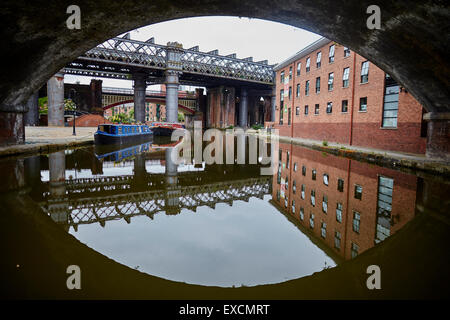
65;16;322;88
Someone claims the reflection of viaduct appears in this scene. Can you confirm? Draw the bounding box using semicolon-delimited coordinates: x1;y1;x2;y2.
36;147;270;231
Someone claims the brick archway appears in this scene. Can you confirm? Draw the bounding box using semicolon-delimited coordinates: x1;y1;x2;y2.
0;0;449;155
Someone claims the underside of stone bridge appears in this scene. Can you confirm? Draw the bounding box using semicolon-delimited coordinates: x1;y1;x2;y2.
0;0;448;158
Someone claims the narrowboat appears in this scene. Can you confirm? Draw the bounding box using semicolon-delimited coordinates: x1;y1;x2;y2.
94;124;153;145
149;122;185;136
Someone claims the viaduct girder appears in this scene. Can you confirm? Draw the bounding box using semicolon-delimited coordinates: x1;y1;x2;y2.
66;36;275;88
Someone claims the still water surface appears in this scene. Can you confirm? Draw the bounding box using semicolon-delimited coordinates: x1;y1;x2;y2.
8;136;447;288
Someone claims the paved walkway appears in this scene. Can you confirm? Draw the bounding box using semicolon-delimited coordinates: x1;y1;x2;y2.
0;127;96;158
249;130;450;176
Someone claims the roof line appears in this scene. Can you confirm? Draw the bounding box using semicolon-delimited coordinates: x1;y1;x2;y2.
274;37;332;71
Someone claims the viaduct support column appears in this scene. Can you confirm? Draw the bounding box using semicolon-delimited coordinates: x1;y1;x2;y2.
165;70;180;123
133;73;147;123
165;42;183;123
424;112;450;160
239;88;248;128
24;92;39;126
47;71;65;126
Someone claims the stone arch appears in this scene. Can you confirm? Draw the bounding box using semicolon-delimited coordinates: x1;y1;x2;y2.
0;0;448;156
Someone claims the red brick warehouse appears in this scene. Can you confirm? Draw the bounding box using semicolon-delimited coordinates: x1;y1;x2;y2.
269;38;427;154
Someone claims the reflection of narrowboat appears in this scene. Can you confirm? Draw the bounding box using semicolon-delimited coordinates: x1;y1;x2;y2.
150;122;185;136
94;124;153;145
95;141;152;162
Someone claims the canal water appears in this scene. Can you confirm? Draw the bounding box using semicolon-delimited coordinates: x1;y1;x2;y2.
1;135;449;292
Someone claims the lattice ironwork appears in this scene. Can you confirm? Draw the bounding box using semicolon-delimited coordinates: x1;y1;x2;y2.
73;37;274;85
41;177;270;228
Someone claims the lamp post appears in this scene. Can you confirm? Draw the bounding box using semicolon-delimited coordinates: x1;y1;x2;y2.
70;89;77;136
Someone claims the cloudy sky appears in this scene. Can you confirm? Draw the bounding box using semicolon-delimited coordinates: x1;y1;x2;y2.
65;16;322;89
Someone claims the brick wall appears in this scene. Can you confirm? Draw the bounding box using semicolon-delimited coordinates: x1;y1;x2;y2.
272;41;427;154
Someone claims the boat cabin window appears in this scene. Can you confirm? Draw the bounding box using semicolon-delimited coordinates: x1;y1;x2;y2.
98;125;112;134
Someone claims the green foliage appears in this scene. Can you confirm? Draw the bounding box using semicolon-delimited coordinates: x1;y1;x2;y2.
108;113;134;124
251;124;264;130
38;96;76;114
322;140;329;146
178;112;185;122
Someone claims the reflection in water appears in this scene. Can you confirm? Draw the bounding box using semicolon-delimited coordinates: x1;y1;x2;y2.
6;137;447;290
272;143;418;260
23;138;337;287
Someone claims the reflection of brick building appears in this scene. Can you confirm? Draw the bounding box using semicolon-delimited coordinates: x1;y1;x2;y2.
272;143;417;260
104;102;166;122
271;38;427;154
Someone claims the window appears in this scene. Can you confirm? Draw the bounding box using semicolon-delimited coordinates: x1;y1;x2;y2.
382;75;400;128
294;162;298;172
343;67;350;87
376;176;394;243
355;184;363;200
359;97;367;112
285;197;288;208
296;106;300;116
280;71;285;83
334;231;341;249
337;178;344;192
351;243;359;258
344;46;351;57
326;102;332;114
312;169;316;180
288;86;292;100
285;176;289;190
280;89;284;102
301;184;305;200
296;84;300;97
286;151;290;168
323;174;329;186
297;62;301;76
292;200;296;214
315;77;321;93
277;165;281;184
336;203;343;223
310;213;315;228
316;51;322;68
304;105;309;115
321;222;327;238
361;61;369;83
306;57;311;72
300;207;304;220
315;104;320;115
328;72;334;91
311;190;316;206
279;148;282;161
329;45;335;63
341;100;348;113
302;165;306;176
322;195;328;213
353;211;360;233
289;66;292;80
276;190;280;201
305;81;310;96
293;180;297;194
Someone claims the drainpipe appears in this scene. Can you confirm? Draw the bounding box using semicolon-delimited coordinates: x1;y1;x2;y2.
290;62;296;140
349;52;357;146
